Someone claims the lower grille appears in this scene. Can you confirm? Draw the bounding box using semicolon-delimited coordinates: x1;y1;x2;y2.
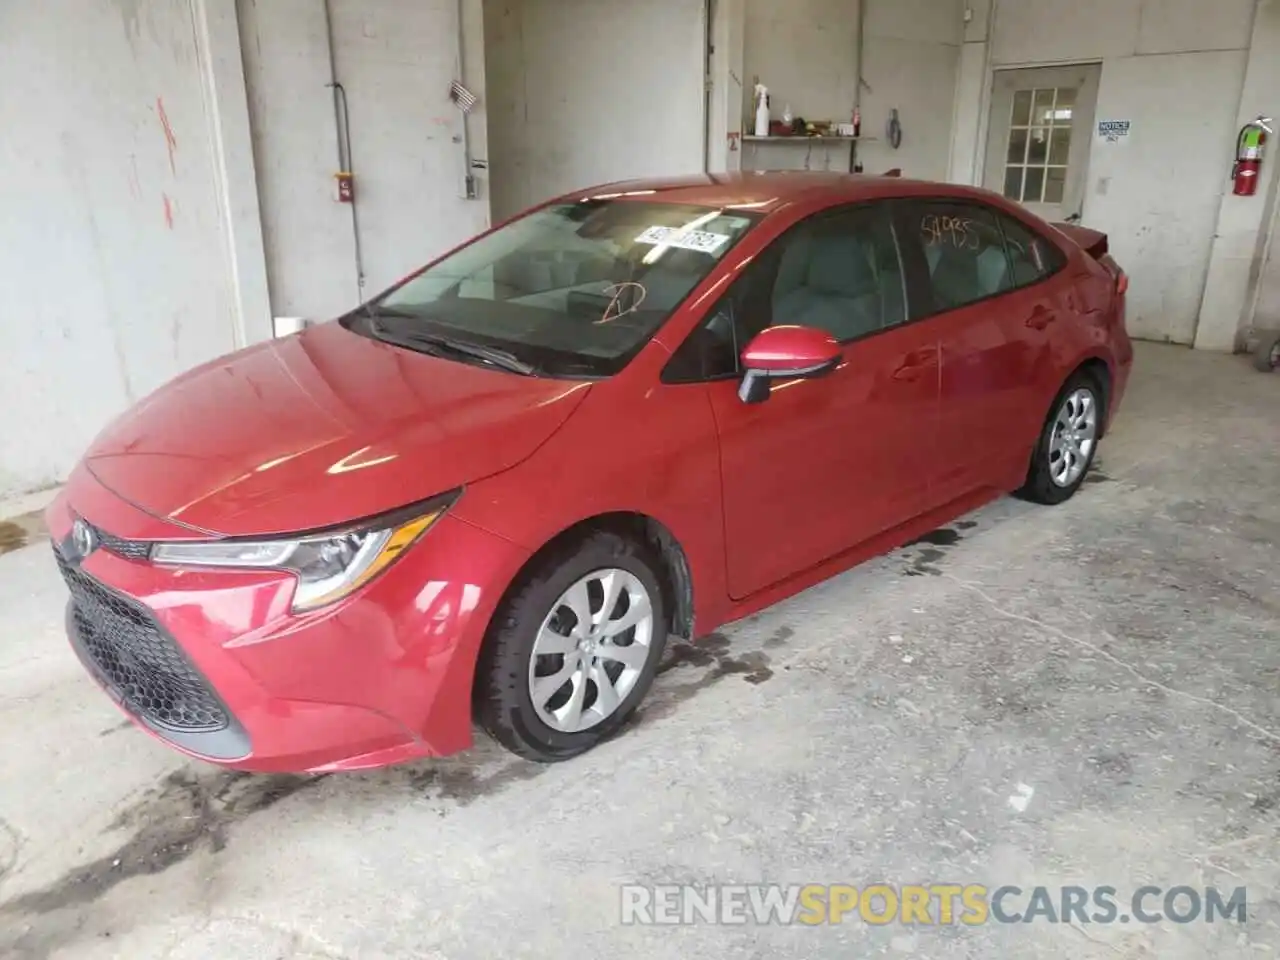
55;548;229;733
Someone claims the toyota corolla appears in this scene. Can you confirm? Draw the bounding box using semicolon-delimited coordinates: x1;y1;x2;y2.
47;172;1132;771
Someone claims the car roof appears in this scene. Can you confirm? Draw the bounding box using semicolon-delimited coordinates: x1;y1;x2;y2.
557;171;1008;216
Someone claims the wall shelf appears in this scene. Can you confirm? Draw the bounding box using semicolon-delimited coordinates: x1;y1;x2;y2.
741;135;875;143
739;134;876;174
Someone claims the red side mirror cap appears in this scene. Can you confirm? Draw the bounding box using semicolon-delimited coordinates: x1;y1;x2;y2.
738;325;841;403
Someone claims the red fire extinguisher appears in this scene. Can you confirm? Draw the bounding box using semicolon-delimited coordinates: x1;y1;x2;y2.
1232;117;1273;196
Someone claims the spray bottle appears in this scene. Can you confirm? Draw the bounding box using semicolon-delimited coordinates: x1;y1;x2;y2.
754;84;770;137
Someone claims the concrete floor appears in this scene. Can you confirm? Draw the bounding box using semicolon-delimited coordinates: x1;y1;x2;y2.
1;342;1278;959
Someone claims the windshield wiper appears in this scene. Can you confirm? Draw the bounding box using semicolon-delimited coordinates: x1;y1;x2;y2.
368;317;537;376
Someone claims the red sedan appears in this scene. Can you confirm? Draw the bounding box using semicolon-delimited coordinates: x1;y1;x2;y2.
48;172;1132;771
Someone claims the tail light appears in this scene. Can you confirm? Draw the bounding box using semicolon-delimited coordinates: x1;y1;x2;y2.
1116;271;1129;296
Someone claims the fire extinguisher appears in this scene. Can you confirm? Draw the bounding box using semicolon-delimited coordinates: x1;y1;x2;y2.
1232;116;1274;196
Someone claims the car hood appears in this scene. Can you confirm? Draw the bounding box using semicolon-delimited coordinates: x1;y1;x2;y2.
84;322;591;537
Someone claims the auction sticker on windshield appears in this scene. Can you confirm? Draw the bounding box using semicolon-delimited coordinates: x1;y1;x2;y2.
634;225;731;254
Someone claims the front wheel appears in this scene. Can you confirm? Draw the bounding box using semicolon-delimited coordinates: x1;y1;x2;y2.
476;530;668;761
1016;371;1103;505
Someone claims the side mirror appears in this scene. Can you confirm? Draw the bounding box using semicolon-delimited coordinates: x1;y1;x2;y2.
738;325;842;403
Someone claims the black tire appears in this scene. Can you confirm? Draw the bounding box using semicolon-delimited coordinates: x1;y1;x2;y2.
1015;369;1104;505
476;530;668;762
1253;331;1280;372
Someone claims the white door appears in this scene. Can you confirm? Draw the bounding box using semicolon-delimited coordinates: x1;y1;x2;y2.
983;65;1101;223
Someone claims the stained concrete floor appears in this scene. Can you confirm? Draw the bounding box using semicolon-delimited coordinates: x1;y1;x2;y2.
1;342;1278;960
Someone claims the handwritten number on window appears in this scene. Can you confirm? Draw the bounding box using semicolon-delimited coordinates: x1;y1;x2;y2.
920;215;981;251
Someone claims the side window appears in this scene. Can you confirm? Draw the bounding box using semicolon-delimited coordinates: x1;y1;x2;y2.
905;201;1014;312
999;214;1065;288
770;205;906;341
661;248;777;383
663;203;907;383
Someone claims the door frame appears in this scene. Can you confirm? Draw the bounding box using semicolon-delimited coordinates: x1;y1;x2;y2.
975;60;1103;206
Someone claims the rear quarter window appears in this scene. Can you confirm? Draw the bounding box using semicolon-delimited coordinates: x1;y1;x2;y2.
999;213;1067;287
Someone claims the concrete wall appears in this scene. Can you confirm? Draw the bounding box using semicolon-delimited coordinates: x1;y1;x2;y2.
707;0;747;172
0;0;489;497
240;0;491;321
1196;0;1280;350
1255;193;1280;328
738;0;961;176
740;0;860;171
947;0;994;185
485;0;708;223
987;0;1256;345
0;0;247;497
857;0;964;179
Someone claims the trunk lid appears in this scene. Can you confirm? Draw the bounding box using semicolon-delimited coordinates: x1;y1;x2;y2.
1052;221;1110;260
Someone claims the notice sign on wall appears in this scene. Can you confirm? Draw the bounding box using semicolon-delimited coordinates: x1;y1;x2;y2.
1097;120;1132;143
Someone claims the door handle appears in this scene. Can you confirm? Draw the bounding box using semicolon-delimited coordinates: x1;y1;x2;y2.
892;349;935;381
1026;305;1056;330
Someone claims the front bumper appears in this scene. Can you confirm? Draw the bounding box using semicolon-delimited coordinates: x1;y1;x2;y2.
47;472;531;773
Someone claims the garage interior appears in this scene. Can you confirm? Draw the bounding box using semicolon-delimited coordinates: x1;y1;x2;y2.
2;0;1279;957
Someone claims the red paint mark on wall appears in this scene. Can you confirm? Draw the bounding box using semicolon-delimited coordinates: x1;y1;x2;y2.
157;97;178;174
162;193;174;229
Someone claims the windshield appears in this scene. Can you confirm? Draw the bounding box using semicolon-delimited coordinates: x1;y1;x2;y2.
348;199;759;377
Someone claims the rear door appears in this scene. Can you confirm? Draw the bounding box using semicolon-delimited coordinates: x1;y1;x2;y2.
894;199;1053;503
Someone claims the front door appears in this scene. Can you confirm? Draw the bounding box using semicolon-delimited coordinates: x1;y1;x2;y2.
983;65;1101;222
701;203;940;600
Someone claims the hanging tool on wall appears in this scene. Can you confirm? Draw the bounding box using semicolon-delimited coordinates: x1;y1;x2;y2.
886;108;902;150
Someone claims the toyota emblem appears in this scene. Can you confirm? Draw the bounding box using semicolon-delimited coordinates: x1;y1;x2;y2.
70;519;97;561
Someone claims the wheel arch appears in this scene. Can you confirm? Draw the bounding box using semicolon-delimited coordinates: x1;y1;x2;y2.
1070;354;1113;436
471;511;696;701
525;512;694;640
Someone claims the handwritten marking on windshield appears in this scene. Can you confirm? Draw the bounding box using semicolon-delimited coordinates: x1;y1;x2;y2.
597;282;647;324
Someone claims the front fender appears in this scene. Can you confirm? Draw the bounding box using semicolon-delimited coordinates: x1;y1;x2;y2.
452;375;733;637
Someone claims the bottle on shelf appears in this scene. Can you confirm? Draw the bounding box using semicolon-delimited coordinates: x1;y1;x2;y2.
754;84;771;137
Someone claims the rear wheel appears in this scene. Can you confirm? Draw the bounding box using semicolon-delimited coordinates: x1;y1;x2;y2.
476;530;668;761
1016;370;1103;505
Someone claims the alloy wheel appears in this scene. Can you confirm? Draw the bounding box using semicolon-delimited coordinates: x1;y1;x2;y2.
527;568;655;733
1048;387;1098;487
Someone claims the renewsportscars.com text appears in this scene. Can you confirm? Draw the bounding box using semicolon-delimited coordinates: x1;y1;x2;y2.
620;884;1247;926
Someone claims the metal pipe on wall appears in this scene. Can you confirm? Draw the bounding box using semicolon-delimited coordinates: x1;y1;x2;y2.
703;0;715;173
454;0;477;199
850;0;867;172
321;0;366;300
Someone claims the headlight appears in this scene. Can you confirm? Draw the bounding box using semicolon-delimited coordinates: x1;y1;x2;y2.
151;493;457;612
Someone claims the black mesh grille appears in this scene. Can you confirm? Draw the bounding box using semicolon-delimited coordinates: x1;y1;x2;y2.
55;548;229;732
95;528;153;561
